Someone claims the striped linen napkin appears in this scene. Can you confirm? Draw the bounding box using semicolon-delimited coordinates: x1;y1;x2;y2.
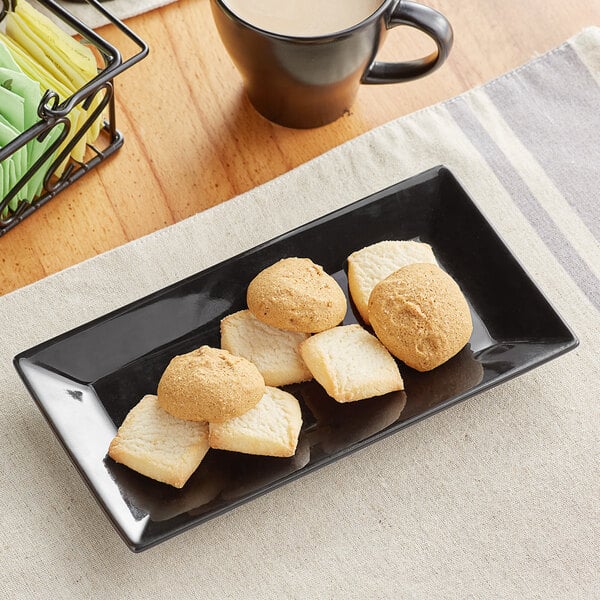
57;0;178;28
0;27;598;600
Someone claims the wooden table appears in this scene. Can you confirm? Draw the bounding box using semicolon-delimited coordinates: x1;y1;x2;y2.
1;0;598;295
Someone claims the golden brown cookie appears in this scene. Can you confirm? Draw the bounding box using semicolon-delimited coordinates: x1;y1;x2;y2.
347;240;438;325
368;263;473;371
157;346;265;422
246;257;347;333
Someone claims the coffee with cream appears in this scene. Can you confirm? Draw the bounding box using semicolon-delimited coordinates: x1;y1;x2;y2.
221;0;384;37
211;0;453;128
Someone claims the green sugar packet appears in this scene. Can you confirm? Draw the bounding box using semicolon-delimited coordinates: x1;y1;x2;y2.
0;84;28;204
0;38;20;72
0;67;58;198
1;152;18;213
7;159;17;211
0;82;25;131
0;38;26;207
1;160;10;220
0;67;41;131
1;155;7;200
0;39;23;211
0;115;28;210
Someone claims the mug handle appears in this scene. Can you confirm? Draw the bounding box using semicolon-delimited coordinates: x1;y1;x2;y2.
362;0;453;84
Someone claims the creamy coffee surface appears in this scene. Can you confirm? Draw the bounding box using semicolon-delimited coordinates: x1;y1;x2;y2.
221;0;384;36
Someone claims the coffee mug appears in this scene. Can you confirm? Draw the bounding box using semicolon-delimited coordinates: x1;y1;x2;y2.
210;0;453;128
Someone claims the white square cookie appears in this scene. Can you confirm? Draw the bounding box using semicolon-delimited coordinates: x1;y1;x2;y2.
108;394;209;488
299;324;404;402
221;309;312;386
209;386;302;457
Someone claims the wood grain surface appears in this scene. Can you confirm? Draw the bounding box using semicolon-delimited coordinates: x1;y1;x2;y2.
1;0;598;294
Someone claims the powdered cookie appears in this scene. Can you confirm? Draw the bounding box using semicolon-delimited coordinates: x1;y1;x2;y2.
299;324;404;402
108;395;209;488
221;309;312;386
247;257;347;333
157;345;265;422
209;386;302;457
347;240;437;324
368;263;473;371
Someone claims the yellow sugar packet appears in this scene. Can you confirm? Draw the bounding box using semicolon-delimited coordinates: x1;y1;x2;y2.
0;32;87;171
12;1;102;144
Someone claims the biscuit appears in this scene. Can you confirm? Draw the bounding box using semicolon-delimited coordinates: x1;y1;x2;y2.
299;324;404;403
108;394;209;488
157;345;265;423
220;309;312;386
209;386;303;457
347;240;437;324
368;263;473;371
246;257;347;333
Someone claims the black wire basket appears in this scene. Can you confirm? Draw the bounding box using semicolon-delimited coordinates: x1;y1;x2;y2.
0;0;148;236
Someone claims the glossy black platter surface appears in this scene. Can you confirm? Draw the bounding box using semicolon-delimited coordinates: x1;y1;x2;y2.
14;166;578;551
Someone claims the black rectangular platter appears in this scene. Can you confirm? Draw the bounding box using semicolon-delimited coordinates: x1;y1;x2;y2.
14;166;578;551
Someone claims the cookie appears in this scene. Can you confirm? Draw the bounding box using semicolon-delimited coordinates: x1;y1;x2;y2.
368;263;473;371
221;309;312;386
299;324;404;402
208;386;302;457
157;345;265;422
108;395;210;488
247;257;347;333
347;240;437;324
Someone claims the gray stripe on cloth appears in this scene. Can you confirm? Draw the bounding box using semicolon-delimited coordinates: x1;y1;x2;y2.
446;97;600;312
484;43;600;241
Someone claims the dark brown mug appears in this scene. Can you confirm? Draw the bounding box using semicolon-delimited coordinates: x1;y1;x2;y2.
210;0;453;128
